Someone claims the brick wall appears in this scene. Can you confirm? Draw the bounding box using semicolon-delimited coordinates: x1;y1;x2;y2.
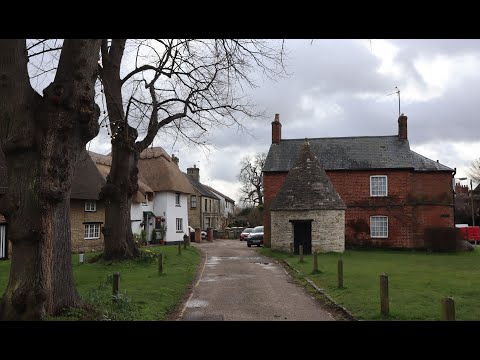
264;169;454;249
271;209;345;253
71;199;105;253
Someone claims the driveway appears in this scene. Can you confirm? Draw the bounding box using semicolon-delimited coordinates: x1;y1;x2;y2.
177;239;335;321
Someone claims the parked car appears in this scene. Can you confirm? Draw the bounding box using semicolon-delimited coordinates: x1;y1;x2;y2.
246;226;264;247
240;228;254;241
188;226;207;240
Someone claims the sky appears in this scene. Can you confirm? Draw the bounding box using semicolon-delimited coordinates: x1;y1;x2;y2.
87;39;480;203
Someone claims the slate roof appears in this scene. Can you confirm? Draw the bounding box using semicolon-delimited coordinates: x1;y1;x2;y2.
264;136;453;172
185;174;220;199
204;185;235;203
271;141;346;211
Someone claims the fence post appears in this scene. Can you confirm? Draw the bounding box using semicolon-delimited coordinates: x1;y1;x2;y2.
441;297;455;320
112;272;120;302
299;245;304;263
158;253;164;274
380;273;389;316
183;234;188;249
178;243;182;255
337;259;343;288
313;251;319;273
290;242;294;255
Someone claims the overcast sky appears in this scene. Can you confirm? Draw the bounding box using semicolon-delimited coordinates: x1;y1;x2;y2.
88;39;480;203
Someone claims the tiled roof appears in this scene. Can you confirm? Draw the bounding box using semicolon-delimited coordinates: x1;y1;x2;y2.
264;136;453;172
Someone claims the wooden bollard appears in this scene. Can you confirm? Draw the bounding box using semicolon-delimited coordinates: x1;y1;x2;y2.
380;273;389;316
313;251;319;273
337;259;343;288
290;242;294;254
441;297;455;321
183;234;188;249
158;253;164;274
178;244;182;255
112;272;120;302
299;245;304;263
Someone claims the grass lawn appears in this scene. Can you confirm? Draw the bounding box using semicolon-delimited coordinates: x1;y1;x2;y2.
0;245;201;320
261;247;480;320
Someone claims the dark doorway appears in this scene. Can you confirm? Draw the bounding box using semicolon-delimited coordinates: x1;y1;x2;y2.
292;220;312;255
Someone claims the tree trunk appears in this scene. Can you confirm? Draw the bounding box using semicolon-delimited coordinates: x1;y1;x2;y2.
0;39;101;320
99;39;139;260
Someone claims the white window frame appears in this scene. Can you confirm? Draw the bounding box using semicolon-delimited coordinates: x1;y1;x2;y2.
370;175;388;197
84;223;100;239
191;195;197;208
370;216;388;238
175;193;181;206
85;200;96;212
176;218;183;232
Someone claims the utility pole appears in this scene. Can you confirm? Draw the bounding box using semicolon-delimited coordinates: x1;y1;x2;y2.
471;179;475;226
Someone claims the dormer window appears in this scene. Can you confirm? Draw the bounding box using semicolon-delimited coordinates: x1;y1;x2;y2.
85;200;96;212
141;194;148;206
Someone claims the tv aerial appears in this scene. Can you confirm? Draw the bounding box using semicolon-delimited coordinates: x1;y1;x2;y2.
387;87;401;116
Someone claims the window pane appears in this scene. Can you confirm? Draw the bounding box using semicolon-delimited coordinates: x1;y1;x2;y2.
371;216;388;237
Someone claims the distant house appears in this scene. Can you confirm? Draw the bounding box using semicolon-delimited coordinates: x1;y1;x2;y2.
205;185;235;229
137;147;196;243
70;150;107;253
263;113;455;250
185;165;222;231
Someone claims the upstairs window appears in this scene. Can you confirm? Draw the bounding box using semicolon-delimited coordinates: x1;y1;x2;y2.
370;176;388;197
191;195;197;208
175;193;181;206
85;200;96;212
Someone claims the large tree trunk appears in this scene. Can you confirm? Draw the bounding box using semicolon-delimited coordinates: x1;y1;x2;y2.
99;39;139;260
0;39;101;320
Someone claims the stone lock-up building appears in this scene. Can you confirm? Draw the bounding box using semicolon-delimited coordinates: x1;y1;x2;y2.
270;140;346;254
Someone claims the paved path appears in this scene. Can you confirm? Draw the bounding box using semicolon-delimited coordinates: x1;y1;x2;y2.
178;239;335;321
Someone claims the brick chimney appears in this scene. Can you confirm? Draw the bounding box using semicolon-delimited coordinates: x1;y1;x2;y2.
398;113;407;141
272;113;282;144
187;164;199;182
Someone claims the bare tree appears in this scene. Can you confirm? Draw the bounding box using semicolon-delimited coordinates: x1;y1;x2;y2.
468;158;480;184
238;152;267;207
0;39;101;320
98;39;285;260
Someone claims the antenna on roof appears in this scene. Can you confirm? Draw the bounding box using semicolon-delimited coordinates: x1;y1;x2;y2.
387;86;401;117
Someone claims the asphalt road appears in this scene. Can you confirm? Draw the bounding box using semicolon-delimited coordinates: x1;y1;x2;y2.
178;239;335;321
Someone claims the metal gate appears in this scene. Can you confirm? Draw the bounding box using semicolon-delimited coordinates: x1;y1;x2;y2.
0;224;6;260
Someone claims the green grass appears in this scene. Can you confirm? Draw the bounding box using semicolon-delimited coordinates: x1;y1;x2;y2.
261;247;480;320
0;245;201;320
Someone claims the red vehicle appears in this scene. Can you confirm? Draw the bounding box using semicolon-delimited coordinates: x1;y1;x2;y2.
458;226;480;242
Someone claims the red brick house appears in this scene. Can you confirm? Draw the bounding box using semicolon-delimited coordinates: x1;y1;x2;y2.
263;113;455;249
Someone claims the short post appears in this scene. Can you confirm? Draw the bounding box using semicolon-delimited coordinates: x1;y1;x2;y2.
337;259;343;288
112;272;120;302
380;273;389;316
178;243;182;255
183;234;188;249
290;242;294;255
441;297;455;321
158;253;164;274
79;253;85;265
299;245;304;263
313;251;319;273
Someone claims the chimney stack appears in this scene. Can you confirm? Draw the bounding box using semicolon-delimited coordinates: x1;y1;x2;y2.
398;113;408;141
272;113;282;144
171;153;179;166
187;164;200;182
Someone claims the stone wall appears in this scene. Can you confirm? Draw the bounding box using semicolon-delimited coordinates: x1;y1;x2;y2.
271;209;345;253
71;199;105;253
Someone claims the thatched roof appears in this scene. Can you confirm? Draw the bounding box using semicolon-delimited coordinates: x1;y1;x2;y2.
71;150;106;200
88;151;154;204
271;140;346;211
138;147;195;194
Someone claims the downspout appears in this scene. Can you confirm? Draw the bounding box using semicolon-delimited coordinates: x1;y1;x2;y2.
453;168;457;226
